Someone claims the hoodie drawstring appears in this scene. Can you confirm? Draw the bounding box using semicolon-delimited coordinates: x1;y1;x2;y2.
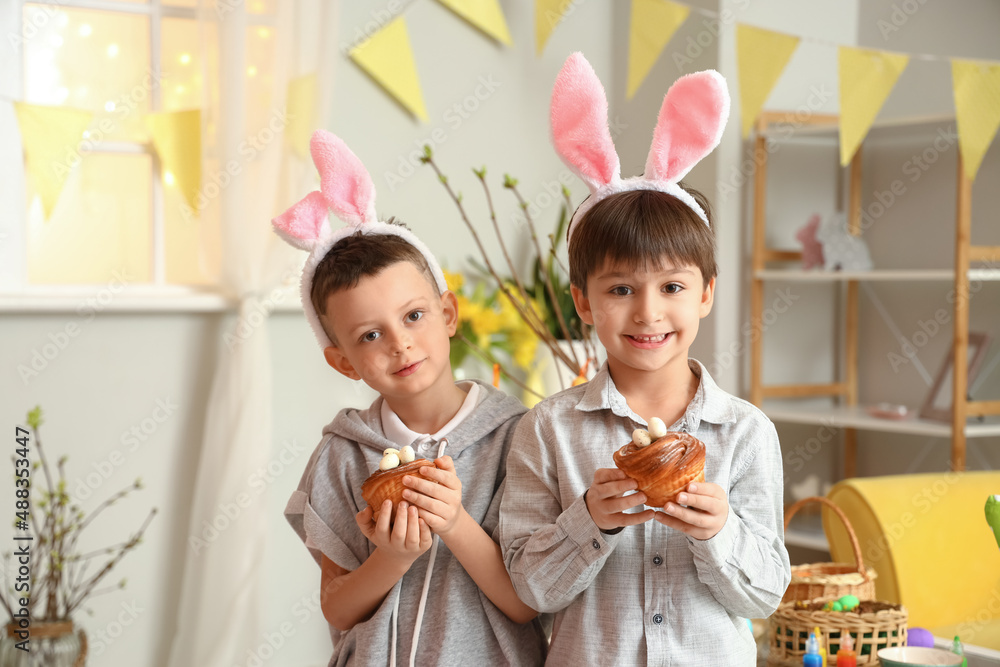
389;437;448;667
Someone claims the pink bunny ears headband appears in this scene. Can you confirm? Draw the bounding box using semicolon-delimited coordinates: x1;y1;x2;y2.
551;53;730;239
272;130;447;350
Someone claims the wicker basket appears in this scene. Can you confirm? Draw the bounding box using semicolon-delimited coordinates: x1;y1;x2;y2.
766;598;907;666
783;496;877;603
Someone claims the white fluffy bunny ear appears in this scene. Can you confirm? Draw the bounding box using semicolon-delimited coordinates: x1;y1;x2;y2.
645;70;730;183
550;52;621;192
311;129;378;226
271;190;331;252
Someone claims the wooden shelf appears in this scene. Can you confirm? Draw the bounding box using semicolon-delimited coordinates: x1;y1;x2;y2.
763;399;1000;438
758;112;956;140
750;112;999;472
755;268;1000;282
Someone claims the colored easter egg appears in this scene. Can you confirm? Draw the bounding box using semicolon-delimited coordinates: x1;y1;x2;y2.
907;627;935;648
839;594;859;611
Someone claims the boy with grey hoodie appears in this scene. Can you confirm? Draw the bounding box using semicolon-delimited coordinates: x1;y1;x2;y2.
278;131;546;667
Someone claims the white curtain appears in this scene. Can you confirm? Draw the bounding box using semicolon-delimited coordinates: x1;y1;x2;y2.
167;2;335;665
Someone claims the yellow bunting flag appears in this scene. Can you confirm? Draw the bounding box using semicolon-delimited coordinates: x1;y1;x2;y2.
286;74;318;160
838;46;909;165
951;59;1000;181
350;17;428;122
627;0;690;100
437;0;512;46
536;0;572;56
736;24;800;137
13;102;93;218
145;109;202;212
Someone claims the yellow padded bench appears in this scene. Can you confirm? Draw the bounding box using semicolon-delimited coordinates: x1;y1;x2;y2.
825;472;1000;652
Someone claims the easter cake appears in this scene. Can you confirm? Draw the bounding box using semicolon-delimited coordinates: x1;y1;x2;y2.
613;418;706;508
360;445;435;522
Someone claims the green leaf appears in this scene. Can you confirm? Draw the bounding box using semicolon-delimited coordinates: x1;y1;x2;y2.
503;174;518;189
27;406;43;431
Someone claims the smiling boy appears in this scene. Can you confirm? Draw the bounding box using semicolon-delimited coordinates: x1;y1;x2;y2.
279;130;546;666
499;188;790;665
498;57;790;666
286;230;546;666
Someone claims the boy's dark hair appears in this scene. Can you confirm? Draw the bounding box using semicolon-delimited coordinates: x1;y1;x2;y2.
310;221;439;344
568;187;718;293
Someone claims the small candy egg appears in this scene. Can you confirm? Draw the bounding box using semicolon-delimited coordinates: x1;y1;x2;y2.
398;445;415;464
383;448;399;456
838;595;859;611
907;627;935;648
831;601;843;612
648;417;667;439
632;429;652;447
379;453;400;471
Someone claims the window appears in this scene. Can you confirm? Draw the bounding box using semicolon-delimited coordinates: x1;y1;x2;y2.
11;0;277;289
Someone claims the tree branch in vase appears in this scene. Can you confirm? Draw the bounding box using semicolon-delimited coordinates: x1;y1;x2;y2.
420;147;596;390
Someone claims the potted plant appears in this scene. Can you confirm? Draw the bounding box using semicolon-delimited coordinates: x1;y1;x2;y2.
0;407;156;667
422;148;599;399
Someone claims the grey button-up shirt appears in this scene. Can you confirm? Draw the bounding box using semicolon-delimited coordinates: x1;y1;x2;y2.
499;360;790;666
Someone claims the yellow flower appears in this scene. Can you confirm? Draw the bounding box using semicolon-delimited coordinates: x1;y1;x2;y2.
511;328;539;370
470;307;504;343
443;270;464;293
457;296;483;329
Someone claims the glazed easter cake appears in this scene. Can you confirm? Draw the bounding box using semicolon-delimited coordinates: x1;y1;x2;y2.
361;445;435;522
613;418;706;508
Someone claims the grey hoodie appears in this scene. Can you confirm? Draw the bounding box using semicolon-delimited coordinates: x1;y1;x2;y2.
285;380;547;666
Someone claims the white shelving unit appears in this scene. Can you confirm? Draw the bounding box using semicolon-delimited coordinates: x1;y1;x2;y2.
763;399;1000;438
757;268;1000;282
750;111;1000;476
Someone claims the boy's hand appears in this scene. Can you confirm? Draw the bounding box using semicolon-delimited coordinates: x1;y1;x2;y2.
585;468;655;532
653;482;728;540
355;500;432;566
401;456;466;538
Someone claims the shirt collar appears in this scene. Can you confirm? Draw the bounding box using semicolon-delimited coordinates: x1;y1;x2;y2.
380;381;480;448
575;359;737;430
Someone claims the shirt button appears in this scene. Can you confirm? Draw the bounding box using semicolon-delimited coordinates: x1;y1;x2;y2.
592;539;600;550
653;555;663;566
653;614;663;625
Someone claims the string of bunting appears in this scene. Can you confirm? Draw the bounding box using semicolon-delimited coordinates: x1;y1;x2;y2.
345;0;1000;180
6;0;1000;217
2;72;317;219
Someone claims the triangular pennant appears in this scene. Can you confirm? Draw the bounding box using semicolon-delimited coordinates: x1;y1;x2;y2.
286;73;318;160
536;0;571;56
736;24;800;137
145;109;203;212
350;17;428;121
951;59;1000;181
838;46;909;165
627;0;690;100
437;0;512;46
13;102;94;218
